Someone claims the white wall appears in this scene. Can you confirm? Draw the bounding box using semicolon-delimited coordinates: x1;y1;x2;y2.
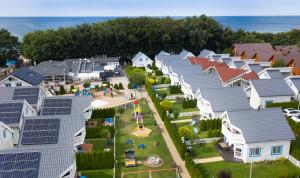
285;79;300;100
78;72;100;81
258;71;271;79
180;81;194;98
132;55;153;67
243;140;291;163
0;76;32;87
0;125;14;150
169;73;180;85
59;160;77;178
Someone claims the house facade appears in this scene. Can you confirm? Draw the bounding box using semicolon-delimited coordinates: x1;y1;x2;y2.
132;51;153;67
285;76;300;100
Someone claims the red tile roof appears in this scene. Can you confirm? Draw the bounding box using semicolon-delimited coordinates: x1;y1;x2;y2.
241;71;259;81
188;57;227;71
214;66;246;83
233;43;275;62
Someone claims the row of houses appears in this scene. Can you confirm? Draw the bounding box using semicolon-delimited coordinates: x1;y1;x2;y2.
0;72;92;178
146;48;296;163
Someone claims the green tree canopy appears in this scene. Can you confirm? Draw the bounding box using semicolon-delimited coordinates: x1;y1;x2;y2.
0;29;20;66
272;59;286;67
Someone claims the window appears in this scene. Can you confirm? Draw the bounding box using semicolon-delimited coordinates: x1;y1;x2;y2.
139;58;143;61
2;129;7;139
16;83;22;87
5;83;11;87
249;147;261;157
271;145;283;155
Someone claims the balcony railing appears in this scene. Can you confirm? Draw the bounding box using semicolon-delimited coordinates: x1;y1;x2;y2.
222;124;244;143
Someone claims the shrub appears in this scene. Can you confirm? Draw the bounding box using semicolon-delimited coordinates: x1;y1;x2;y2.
185;153;205;178
155;70;163;76
127;83;133;89
59;85;66;95
207;130;212;137
182;98;197;109
76;151;114;170
160;77;166;84
148;78;156;85
118;83;124;90
178;127;192;139
169;85;182;94
86;125;115;138
91;108;115;119
117;107;125;114
83;81;91;88
113;83;119;90
266;101;299;109
70;85;75;93
200;119;222;131
160;100;173;111
218;169;232;178
173;110;180;119
164;77;171;84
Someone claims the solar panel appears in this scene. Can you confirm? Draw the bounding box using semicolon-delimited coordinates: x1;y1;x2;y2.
41;99;72;116
21;119;60;145
0;152;41;178
0;103;23;124
13;88;39;104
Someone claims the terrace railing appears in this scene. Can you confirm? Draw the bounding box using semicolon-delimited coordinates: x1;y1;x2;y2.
288;155;300;168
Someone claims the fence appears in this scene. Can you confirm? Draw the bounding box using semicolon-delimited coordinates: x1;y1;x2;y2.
165;94;185;100
288;154;300;168
185;137;222;146
153;84;171;89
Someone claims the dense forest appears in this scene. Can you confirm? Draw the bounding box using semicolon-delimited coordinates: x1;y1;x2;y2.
0;29;20;66
1;16;300;65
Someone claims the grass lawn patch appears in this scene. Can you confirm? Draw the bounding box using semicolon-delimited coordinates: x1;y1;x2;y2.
80;169;113;178
85;138;113;152
174;122;208;139
200;159;300;178
192;142;220;159
172;102;199;113
115;98;175;178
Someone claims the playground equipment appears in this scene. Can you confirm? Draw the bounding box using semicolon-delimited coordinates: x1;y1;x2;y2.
124;149;136;167
104;118;113;126
144;154;163;167
126;139;133;144
138;143;145;149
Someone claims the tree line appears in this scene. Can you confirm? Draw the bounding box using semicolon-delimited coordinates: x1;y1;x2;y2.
1;16;300;66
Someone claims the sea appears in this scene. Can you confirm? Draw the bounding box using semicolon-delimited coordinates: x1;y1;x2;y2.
0;16;300;40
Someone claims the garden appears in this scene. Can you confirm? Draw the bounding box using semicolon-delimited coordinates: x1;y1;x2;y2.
115;98;177;178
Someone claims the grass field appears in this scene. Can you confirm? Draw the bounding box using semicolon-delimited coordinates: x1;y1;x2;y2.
85;138;113;152
200;159;300;178
172;102;199;113
192;142;220;159
80;169;113;178
115;98;176;178
174;122;208;139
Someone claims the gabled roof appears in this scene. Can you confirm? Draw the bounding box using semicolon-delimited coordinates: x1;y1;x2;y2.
267;70;284;79
0;87;41;105
11;68;44;86
214;66;246;83
0;100;25;127
179;49;194;59
201;87;250;112
163;58;191;68
158;51;170;55
32;61;68;76
241;71;259;81
198;49;215;58
221;57;233;65
231;61;246;69
289;77;300;91
227;108;295;143
132;51;151;62
188;57;227;71
251;79;293;97
155;54;182;62
170;65;203;77
233;43;274;57
247;63;263;74
182;74;222;92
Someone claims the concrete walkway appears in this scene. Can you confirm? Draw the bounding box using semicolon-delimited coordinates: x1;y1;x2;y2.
145;94;191;178
193;156;223;164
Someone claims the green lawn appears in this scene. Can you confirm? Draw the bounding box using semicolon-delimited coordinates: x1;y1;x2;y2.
174;122;207;139
80;169;113;178
192;142;220;159
172;102;199;113
85;138;113;152
115;98;175;178
200;160;300;178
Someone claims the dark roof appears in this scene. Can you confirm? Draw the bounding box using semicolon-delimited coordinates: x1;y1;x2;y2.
198;49;214;58
11;68;44;86
266;70;284;79
227;108;295;143
251;79;293;97
247;64;263;74
290;77;300;91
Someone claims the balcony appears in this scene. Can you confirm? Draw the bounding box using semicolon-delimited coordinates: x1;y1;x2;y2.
222;123;244;144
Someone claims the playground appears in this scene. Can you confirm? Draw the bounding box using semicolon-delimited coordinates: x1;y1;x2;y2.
115;98;178;178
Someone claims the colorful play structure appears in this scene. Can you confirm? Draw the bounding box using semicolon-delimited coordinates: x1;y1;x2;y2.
131;100;152;137
144;154;164;168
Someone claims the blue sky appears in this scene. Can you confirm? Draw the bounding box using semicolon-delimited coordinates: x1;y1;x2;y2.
1;0;300;16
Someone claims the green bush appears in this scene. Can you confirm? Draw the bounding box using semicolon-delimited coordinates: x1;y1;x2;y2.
117;107;125;114
173;110;180;119
155;70;163;76
83;81;91;88
200;119;222;131
164;78;171;84
185;153;205;178
160;100;173;111
182;98;197;109
127;82;133;89
59;85;66;95
70;85;75;93
76;151;114;170
178;127;192;139
169;85;182;94
118;83;124;90
86;126;115;139
92;108;115;119
266;101;299;109
113;83;119;90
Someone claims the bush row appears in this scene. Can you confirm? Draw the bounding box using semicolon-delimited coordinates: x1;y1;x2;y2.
86;126;115;139
287;118;300;160
91;108;115;119
185;153;205;178
182;98;197;109
146;82;186;158
113;83;124;90
169;85;182;94
266;101;299;109
199;119;222;131
76;151;114;170
207;129;223;138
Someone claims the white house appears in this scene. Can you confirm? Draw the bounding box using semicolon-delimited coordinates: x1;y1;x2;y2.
0;122;14;150
196;87;251;119
0;68;44;87
248;79;293;109
131;51;153;67
158;50;170;56
168;64;202;85
285;76;300;100
258;67;292;79
159;56;190;76
228;60;246;69
209;54;230;61
180;74;222;99
221;108;295;163
198;49;215;58
179;49;195;59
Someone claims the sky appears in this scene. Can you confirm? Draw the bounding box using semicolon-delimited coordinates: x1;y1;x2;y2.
1;0;300;17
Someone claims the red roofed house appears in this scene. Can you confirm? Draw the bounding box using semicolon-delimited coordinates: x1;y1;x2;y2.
212;66;259;88
274;46;300;75
188;57;227;74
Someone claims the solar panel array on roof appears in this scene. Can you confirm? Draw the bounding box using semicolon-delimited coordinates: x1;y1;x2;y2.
42;99;72;116
0;152;41;178
13;88;39;104
21;119;60;145
0;103;23;124
11;68;44;86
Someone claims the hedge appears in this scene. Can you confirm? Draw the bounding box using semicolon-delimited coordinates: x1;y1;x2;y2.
76;151;114;170
86;126;115;139
199;119;222;131
266;101;299;109
146;82;186;159
207;129;222;138
91;108;115;119
185;153;205;178
169;85;182;94
182;98;197;109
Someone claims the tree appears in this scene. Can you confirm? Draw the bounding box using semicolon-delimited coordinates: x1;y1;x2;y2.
178;127;192;139
59;85;66;95
129;73;145;86
118;83;124;90
83;81;91;88
160;100;173;111
272;59;286;67
147;78;156;85
70;85;75;93
0;29;20;66
218;169;232;178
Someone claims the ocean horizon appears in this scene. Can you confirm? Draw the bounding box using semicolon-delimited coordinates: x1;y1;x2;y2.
1;16;300;40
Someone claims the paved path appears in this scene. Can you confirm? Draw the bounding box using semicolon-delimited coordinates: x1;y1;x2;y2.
145;94;191;178
193;156;223;164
